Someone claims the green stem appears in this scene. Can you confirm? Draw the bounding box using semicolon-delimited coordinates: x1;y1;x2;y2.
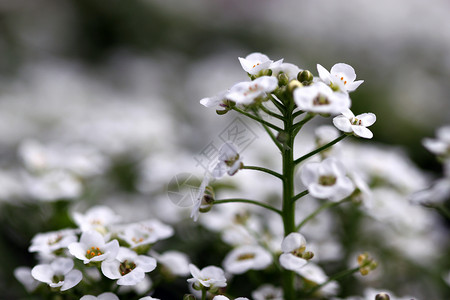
201;287;207;300
269;94;286;114
292;190;309;203
296;199;349;231
428;203;450;219
214;199;282;215
292;109;305;119
242;165;283;180
294;134;347;165
281;97;296;300
232;106;282;132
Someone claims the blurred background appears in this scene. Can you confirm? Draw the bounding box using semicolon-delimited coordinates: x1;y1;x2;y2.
0;0;449;299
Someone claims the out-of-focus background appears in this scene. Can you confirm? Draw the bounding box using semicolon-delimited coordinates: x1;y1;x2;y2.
0;0;449;299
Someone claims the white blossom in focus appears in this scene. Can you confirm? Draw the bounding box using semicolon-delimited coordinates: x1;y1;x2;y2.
333;109;376;139
300;158;355;202
238;52;283;75
317;63;364;93
31;257;82;291
187;264;227;291
68;231;119;264
212;142;243;178
279;232;309;271
101;247;157;286
226;76;278;105
293;82;351;115
271;62;301;80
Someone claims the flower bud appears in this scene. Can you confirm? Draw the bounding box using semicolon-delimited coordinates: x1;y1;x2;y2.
287;80;303;92
375;293;390;300
297;70;314;84
302;251;314;260
277;132;289;144
261;69;273;77
277;73;289;86
183;294;196;300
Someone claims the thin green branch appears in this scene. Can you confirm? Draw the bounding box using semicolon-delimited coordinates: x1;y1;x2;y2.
214;199;282;215
292;109;305;119
292;113;315;136
294;134;347;165
269;95;286;114
296;199;349;231
291;190;309;203
260;104;284;120
242;165;283;180
252;109;283;151
304;265;362;296
232;106;283;132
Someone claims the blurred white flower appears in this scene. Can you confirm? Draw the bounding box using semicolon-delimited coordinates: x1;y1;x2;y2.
24;169;82;201
139;297;160;300
293;82;351;115
200;90;228;108
317;63;364;93
187;264;227;291
68;230;119;264
252;284;283;300
101;247;157;286
226;76;278;105
190;173;212;222
31;257;82;291
222;245;272;274
279;232;309;271
73;205;122;235
333;109;376;139
238;52;283;75
14;267;40;293
80;292;120;300
300;158;355;202
297;263;339;297
422;125;450;157
29;228;78;257
151;250;191;276
213;296;249;300
116;219;174;249
315;125;340;147
212;142;243;178
409;177;450;206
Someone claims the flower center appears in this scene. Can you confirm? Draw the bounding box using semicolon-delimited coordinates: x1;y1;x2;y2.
52;274;65;284
237;253;256;261
119;260;137;275
319;175;337;186
86;246;104;258
243;83;259;97
313;94;330;106
131;236;145;244
351;118;362;125
252;63;261;68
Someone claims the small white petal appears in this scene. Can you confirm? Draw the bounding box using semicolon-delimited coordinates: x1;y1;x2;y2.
279;253;308;271
60;269;82;291
352;126;373;139
281;232;306;253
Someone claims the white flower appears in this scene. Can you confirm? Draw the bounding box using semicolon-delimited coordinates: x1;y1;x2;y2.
187;264;227;291
151;250;190;276
200;90;228;108
238;52;283;75
296;263;339;297
222;245;272;274
68;230;119;264
212;142;243;178
213;296;249;300
333;109;376;139
117;219;174;248
14;267;40;293
31;257;82;291
317;63;364;93
73;205;121;234
271;63;301;80
226;76;278;105
300;158;355;202
29;229;78;257
252;284;283;300
24;169;82;201
190;173;212;222
279;232;309;271
101;247;157;286
423;125;450;157
80;292;120;300
139;297;160;300
293;82;351;114
409;178;450;206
